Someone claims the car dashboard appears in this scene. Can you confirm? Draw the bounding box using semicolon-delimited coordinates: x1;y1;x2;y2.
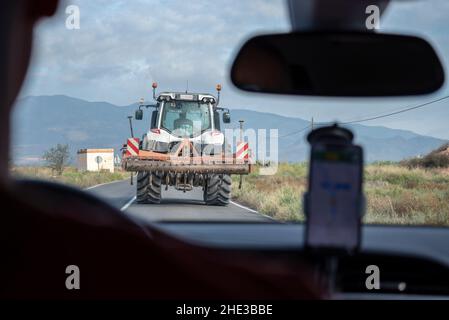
148;222;449;300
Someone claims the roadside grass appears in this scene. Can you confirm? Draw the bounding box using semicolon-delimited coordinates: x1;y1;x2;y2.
232;163;307;222
232;162;449;226
11;166;129;189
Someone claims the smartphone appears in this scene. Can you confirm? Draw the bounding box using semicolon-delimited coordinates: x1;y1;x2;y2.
305;142;363;252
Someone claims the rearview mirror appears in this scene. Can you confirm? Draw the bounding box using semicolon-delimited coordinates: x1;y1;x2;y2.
151;110;158;128
231;32;444;96
135;109;143;120
223;112;231;124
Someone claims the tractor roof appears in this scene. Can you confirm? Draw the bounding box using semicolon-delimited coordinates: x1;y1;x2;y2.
157;92;217;103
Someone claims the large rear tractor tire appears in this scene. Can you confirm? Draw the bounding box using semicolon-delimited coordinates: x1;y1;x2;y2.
204;174;231;206
136;171;162;204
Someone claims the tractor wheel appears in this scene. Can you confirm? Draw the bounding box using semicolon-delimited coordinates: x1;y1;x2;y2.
204;174;231;206
136;171;162;204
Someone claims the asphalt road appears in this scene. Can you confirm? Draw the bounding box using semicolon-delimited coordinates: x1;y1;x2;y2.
86;178;272;222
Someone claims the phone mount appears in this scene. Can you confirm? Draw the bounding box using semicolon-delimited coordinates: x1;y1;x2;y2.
303;123;365;295
303;123;365;252
306;123;354;145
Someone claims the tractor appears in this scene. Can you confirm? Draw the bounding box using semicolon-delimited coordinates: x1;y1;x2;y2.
121;83;250;206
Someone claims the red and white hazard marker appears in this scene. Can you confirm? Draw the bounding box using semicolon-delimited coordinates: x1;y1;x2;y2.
236;141;249;161
126;138;140;156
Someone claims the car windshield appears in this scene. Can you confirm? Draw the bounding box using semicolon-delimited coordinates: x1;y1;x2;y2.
11;0;449;227
161;101;211;137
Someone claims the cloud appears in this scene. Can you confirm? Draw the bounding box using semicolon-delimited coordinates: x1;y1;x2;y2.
23;0;289;105
18;0;449;140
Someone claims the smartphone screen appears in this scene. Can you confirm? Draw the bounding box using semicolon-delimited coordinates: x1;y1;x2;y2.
305;143;363;252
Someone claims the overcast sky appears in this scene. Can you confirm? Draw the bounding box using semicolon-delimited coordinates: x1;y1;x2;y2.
19;0;449;139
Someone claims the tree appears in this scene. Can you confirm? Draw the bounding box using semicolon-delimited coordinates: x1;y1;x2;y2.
42;144;70;175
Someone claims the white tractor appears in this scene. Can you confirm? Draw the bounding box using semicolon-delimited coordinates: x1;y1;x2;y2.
122;83;250;206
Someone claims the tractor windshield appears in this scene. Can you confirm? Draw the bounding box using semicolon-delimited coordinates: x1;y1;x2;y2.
161;100;211;137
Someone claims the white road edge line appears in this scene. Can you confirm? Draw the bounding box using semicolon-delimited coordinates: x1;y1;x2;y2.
85;174;137;190
121;196;136;211
230;200;276;221
84;178;127;190
229;200;258;213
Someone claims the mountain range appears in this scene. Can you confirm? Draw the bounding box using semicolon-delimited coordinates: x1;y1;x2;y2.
11;95;447;165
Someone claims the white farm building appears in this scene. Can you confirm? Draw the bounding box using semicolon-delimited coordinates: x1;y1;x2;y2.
77;149;114;173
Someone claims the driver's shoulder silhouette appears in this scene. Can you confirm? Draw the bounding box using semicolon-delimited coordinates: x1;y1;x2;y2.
0;0;323;299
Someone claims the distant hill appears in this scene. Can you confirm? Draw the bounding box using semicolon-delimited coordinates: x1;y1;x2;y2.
11;95;447;164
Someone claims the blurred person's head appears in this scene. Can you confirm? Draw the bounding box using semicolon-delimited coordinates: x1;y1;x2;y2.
0;1;58;183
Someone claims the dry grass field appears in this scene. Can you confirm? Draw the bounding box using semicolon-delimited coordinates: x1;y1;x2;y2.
232;162;449;226
11;166;129;189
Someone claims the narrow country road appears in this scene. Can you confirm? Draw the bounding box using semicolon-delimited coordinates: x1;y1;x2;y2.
87;178;271;222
